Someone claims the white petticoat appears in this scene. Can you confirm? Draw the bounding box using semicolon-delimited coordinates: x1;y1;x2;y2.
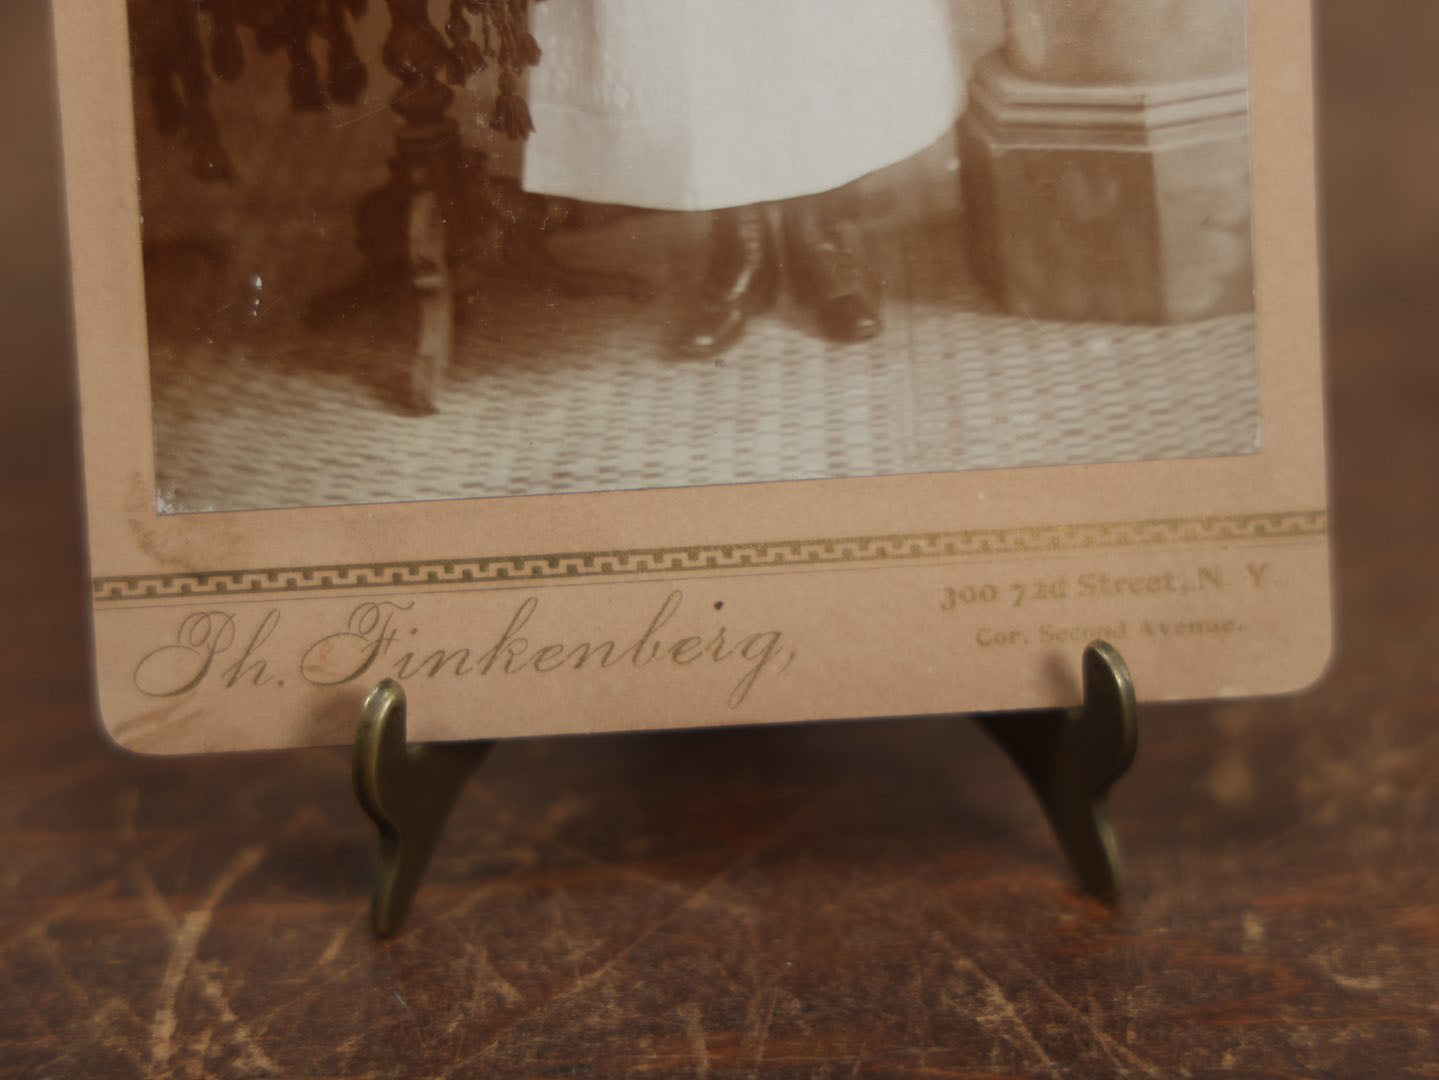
521;0;963;211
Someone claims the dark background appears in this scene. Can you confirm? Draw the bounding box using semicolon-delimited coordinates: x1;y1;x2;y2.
2;3;1436;1076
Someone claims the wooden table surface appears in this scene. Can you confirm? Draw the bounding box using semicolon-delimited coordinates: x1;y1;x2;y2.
2;3;1436;1077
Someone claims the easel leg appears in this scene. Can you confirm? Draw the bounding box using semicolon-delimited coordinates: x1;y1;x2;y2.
978;641;1139;901
352;680;489;936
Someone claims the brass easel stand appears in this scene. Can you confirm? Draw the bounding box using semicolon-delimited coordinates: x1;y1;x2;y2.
352;682;491;936
976;641;1138;901
353;641;1139;937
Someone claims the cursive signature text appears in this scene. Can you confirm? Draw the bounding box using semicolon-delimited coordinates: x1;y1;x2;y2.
132;591;795;709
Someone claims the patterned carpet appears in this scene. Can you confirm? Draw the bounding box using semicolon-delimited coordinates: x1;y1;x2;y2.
140;104;1260;513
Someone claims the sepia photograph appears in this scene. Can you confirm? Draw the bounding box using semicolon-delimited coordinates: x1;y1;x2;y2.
131;0;1260;512
57;0;1327;753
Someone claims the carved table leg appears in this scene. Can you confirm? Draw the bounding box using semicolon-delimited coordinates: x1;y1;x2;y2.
309;0;660;412
308;0;471;414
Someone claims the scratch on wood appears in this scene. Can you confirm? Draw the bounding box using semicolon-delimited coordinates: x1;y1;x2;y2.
149;844;267;1075
318;920;356;966
677;1001;711;1079
195;959;281;1075
745;985;780;1073
952;957;1057;1072
442;796;830;1075
468;940;524;1008
29;932;150;1074
1330;972;1385;992
1006;954;1166;1078
446;940;526;1035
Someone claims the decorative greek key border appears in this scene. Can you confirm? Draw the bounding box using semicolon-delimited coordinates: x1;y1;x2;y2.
92;509;1327;604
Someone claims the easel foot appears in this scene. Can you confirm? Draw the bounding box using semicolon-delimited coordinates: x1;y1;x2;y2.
978;640;1139;901
352;680;490;936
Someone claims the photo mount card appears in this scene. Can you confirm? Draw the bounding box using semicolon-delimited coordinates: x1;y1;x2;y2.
56;0;1330;754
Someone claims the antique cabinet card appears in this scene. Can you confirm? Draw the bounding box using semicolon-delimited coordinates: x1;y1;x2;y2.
56;0;1330;753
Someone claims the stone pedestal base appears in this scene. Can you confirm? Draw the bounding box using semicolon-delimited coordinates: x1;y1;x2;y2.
960;53;1254;324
